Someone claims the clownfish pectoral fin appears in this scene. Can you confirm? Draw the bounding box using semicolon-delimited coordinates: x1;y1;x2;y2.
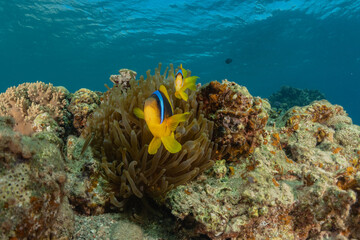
180;64;187;78
175;90;189;101
167;112;190;132
159;85;174;113
183;76;198;91
161;132;181;153
133;107;145;119
148;137;162;154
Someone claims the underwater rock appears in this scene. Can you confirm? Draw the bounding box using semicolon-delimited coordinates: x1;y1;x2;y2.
164;99;360;239
64;135;108;215
74;213;143;240
67;88;101;135
33;112;64;136
0;81;72;137
0;116;72;239
197;80;270;160
47;197;75;239
73;212;184;240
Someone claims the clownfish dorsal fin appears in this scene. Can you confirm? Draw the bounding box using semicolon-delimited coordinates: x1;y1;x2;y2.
159;85;174;113
181;64;187;78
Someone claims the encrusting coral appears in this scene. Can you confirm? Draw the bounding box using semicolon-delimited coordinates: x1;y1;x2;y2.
82;63;223;208
0;81;71;136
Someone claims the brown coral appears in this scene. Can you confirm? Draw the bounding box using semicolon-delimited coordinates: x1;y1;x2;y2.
82;64;221;207
197;80;269;160
0;81;70;136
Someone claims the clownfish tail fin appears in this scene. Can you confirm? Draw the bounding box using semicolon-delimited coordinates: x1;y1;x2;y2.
161;132;182;153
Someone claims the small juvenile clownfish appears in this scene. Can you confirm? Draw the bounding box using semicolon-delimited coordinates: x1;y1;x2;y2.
133;85;189;154
174;64;199;101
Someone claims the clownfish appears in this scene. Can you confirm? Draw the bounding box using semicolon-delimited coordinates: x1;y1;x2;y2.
174;64;198;101
133;85;189;154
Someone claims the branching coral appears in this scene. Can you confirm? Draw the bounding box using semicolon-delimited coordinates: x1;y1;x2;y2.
82;64;222;207
196;80;269;160
0;81;71;136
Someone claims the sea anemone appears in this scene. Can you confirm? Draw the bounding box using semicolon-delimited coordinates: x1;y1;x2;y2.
82;64;223;208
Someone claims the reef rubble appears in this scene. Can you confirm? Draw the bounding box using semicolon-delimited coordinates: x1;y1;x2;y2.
0;67;359;239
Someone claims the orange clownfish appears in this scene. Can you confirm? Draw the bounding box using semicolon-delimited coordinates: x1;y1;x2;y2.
133;85;189;154
174;64;198;101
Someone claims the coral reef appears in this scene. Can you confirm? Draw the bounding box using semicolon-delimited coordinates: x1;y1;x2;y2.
0;81;71;137
269;85;326;111
197;80;270;160
82;64;220;208
1;69;360;240
0;116;73;239
165;99;360;239
67;88;101;135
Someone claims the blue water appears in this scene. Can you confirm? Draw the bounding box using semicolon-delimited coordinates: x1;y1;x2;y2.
1;1;359;124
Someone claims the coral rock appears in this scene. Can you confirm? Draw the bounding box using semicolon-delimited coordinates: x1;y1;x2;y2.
67;88;101;135
164;99;360;239
109;68;137;89
64;135;108;215
197;80;270;160
0;116;72;239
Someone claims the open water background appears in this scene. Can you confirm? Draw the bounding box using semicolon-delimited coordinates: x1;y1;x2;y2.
0;0;359;123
